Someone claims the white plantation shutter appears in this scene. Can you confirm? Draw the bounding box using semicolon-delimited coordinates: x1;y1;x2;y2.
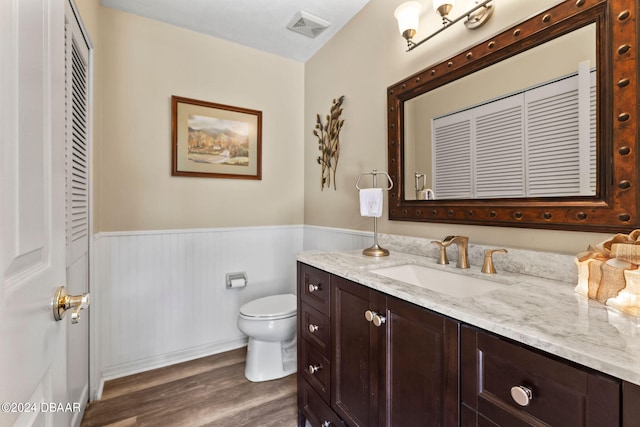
432;65;595;199
65;23;90;262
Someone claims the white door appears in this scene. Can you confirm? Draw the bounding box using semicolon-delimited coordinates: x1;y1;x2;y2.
64;1;92;424
0;0;90;425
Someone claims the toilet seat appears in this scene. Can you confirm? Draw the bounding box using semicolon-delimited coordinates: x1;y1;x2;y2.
239;293;296;320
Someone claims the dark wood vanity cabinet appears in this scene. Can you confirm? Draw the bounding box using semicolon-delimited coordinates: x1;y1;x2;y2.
298;262;639;427
298;263;340;427
460;325;621;427
297;262;459;427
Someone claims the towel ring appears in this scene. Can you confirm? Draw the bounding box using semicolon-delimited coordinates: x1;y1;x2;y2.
355;169;394;191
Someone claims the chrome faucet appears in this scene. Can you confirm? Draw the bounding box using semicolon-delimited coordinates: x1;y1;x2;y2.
441;235;470;269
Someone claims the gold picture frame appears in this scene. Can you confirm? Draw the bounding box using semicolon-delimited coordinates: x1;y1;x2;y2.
171;96;262;179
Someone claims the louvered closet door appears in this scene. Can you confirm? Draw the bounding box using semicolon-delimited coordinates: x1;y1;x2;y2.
432;94;525;199
66;10;89;261
587;67;597;194
473;94;525;198
432;67;595;200
65;0;92;417
432;111;473;199
524;70;594;197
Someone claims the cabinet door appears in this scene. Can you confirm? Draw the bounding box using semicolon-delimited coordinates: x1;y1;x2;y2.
623;381;640;427
331;275;383;427
381;296;459;427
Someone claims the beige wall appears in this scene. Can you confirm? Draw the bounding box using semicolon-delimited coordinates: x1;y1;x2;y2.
304;0;612;254
86;5;304;232
80;0;617;252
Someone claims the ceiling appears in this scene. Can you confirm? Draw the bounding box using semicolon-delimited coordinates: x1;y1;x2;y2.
100;0;371;62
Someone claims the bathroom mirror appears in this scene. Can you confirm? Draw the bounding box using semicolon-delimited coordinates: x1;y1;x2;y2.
387;0;640;232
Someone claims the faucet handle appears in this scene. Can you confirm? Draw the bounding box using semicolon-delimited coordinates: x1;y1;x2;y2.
431;241;450;265
482;249;508;274
441;235;456;244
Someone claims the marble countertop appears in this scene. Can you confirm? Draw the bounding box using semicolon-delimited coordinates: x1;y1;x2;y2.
297;249;640;386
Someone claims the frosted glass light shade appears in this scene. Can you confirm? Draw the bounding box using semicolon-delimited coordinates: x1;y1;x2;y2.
394;1;422;39
433;0;454;17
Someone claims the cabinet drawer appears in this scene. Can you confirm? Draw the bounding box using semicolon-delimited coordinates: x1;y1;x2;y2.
299;378;344;427
461;325;620;427
300;341;331;403
298;263;331;315
300;302;330;355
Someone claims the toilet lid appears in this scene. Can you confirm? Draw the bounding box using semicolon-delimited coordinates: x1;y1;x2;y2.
240;293;296;319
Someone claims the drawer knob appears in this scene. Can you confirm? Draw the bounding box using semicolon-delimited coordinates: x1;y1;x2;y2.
510;385;533;406
308;364;322;375
308;323;319;333
308;283;320;293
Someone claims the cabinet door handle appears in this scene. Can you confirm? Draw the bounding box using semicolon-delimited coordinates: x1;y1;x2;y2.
308;364;322;375
373;314;386;327
510;385;533;406
365;310;377;322
365;310;386;327
308;323;319;333
308;283;320;293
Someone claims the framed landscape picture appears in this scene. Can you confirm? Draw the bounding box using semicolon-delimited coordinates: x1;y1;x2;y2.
171;96;262;179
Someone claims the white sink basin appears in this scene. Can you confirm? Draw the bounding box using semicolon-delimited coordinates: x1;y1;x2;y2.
369;264;501;297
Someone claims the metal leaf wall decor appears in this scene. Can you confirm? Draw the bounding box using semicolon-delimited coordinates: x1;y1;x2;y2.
314;95;345;190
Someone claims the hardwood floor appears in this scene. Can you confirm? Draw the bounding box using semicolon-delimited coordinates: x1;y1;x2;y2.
81;347;298;427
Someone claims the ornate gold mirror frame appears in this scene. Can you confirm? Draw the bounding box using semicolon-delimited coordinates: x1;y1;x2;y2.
387;0;638;232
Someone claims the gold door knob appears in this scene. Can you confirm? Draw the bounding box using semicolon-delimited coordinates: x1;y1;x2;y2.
53;286;90;324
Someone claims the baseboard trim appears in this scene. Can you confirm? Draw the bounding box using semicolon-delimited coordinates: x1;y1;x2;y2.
70;384;89;427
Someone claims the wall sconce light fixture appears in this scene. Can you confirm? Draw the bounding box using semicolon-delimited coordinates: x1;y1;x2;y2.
394;0;494;51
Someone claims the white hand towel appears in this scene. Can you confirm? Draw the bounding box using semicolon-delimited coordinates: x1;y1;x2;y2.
360;188;383;217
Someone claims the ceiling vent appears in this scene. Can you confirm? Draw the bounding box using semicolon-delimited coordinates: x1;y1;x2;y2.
287;11;331;38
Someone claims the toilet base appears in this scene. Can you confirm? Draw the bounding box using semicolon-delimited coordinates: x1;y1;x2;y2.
244;335;297;382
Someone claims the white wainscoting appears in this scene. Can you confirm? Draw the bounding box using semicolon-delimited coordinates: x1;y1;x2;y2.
303;225;373;252
91;225;370;398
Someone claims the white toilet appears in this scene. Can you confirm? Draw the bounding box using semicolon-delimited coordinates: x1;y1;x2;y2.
237;293;297;382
